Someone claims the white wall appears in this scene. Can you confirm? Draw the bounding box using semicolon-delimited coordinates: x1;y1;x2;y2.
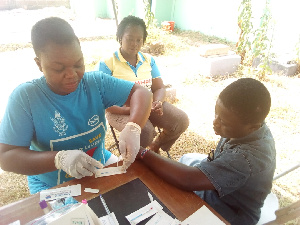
173;0;240;42
270;0;300;57
171;0;299;58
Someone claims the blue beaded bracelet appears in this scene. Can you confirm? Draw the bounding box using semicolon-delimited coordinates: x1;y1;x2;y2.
140;148;150;159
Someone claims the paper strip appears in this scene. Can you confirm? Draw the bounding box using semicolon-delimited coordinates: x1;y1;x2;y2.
40;184;81;201
84;188;99;194
145;210;175;225
126;200;163;225
148;192;154;202
98;212;119;225
95;166;126;178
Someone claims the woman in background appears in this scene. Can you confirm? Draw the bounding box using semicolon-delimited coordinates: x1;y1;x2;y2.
95;15;189;154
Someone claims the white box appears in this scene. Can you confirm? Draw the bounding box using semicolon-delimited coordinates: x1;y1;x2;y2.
198;53;241;77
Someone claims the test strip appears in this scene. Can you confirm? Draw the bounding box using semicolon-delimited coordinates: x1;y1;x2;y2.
84;188;99;194
95;166;126;178
126;200;163;224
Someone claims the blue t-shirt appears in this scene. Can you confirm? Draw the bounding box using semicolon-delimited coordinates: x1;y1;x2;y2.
0;71;134;193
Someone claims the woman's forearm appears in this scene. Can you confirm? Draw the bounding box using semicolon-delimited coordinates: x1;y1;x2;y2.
106;105;130;115
153;87;166;102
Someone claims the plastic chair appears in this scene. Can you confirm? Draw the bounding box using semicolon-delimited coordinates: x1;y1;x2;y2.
157;127;172;159
107;124;120;154
107;124;172;159
257;162;300;225
264;200;300;225
257;193;279;224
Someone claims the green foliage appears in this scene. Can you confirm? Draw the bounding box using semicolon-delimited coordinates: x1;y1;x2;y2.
143;0;156;28
297;42;300;61
252;1;274;79
236;0;253;65
295;38;300;75
295;35;300;63
237;0;274;80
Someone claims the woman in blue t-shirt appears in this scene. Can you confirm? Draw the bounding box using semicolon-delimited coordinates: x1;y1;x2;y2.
0;17;152;194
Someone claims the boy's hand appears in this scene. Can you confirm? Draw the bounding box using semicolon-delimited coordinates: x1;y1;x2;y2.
54;150;103;179
119;122;141;169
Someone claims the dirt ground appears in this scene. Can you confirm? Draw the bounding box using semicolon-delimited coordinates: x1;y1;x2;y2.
0;6;299;224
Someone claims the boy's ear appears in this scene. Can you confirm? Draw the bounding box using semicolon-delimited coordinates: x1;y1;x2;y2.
34;57;43;72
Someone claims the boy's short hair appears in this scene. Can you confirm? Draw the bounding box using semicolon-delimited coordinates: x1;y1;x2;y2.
219;78;271;124
116;15;148;44
31;17;79;57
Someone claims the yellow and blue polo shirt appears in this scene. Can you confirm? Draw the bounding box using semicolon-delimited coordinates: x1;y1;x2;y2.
95;50;161;90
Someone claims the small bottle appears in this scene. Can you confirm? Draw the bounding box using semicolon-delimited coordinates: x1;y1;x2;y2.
39;200;50;214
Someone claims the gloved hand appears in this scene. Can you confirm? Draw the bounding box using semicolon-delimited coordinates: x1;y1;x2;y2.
54;150;103;179
119;122;141;169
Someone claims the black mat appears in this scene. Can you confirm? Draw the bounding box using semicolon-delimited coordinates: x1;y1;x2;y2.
88;178;175;225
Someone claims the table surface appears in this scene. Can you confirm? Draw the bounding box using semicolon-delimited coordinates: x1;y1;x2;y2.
0;160;229;225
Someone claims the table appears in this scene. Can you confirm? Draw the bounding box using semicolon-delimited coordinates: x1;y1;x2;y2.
0;161;229;225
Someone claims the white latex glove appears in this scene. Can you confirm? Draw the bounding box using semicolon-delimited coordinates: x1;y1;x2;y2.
119;122;141;169
54;150;103;179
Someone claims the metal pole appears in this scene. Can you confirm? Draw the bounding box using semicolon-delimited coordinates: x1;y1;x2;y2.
273;162;300;180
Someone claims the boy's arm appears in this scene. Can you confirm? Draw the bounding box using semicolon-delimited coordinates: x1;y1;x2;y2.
137;148;215;191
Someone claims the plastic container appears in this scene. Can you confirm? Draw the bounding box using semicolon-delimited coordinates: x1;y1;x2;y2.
39;200;51;214
168;21;175;31
161;21;175;32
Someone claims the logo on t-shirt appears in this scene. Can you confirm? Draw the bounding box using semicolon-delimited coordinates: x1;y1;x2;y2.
88;115;100;127
51;110;68;136
135;78;152;90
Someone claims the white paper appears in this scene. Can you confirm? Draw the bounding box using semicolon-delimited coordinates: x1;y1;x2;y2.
148;192;154;202
48;203;101;225
145;210;175;225
8;221;20;225
85;187;100;193
95;166;126;178
170;219;182;225
126;200;163;225
98;212;119;225
182;205;226;225
40;184;81;201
